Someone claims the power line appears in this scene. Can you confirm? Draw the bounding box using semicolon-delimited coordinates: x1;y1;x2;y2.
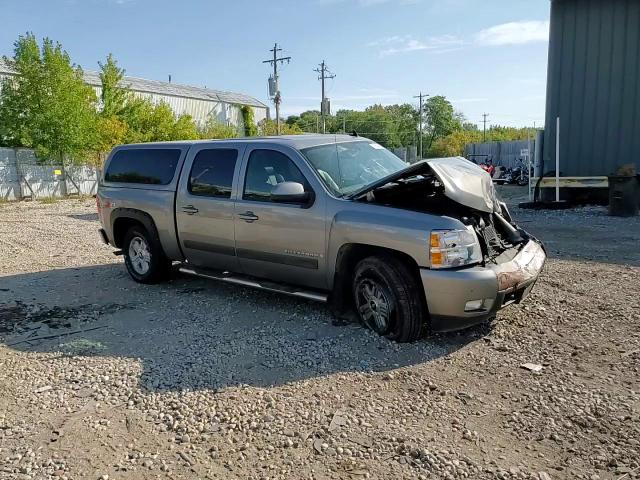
313;60;335;134
262;43;291;135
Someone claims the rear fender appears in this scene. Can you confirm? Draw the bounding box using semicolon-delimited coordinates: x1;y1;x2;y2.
110;208;162;250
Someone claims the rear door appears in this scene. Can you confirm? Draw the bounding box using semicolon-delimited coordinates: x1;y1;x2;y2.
234;144;328;289
176;143;245;271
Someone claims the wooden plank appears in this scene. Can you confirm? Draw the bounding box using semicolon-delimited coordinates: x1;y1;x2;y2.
531;176;609;188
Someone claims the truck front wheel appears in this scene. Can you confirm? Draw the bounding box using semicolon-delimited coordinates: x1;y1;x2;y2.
352;255;425;342
123;226;171;284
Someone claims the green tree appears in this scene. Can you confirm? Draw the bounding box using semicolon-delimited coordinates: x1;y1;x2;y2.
484;125;536;142
286;110;321;132
94;116;127;157
198;116;238;139
429;125;538;158
98;53;129;118
0;33;97;163
92;54;131;155
240;105;257;136
98;54;203;145
423;95;460;151
120;98;175;143
172;114;199;140
430;130;482;157
259;119;303;136
461;121;479;131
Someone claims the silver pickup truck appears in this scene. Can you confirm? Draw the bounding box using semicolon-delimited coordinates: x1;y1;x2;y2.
97;135;545;342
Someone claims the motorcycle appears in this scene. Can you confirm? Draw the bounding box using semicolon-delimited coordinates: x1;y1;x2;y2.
505;162;529;186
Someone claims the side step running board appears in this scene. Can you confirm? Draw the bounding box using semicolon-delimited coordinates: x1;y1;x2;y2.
178;266;328;303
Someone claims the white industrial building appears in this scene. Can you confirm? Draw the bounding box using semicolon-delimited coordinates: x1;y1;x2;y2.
0;59;269;128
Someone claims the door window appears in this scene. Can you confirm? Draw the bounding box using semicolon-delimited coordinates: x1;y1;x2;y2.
188;149;238;198
243;149;310;202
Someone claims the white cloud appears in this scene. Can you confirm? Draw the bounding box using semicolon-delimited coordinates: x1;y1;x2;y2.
368;34;463;56
366;35;411;47
475;20;549;46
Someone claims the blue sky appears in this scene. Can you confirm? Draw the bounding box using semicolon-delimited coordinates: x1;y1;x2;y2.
1;0;550;128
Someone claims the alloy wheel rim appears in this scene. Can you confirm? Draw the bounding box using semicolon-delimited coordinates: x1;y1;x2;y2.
128;236;151;275
356;278;393;334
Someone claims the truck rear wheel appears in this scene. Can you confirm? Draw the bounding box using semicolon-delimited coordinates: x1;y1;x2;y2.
123;226;171;284
352;255;425;343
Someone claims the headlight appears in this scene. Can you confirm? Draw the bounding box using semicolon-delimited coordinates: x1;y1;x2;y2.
429;228;482;269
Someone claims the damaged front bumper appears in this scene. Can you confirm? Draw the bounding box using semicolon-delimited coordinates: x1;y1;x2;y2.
419;240;546;332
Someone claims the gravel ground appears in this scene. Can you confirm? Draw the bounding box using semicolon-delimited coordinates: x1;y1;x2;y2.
0;194;639;480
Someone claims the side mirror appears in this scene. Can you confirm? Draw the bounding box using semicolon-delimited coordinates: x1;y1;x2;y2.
270;181;311;204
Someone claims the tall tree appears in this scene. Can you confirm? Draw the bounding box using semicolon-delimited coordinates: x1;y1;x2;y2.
423;95;460;151
0;33;97;163
98;53;129;118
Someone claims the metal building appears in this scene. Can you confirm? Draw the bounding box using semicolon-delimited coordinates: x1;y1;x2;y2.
542;0;640;187
0;59;268;128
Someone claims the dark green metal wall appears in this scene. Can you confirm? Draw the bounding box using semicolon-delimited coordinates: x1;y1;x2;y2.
543;0;640;177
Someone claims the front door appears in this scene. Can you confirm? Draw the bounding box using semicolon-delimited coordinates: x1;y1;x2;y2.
234;146;328;290
176;144;245;271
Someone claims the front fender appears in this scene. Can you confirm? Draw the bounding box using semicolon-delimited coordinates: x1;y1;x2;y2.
325;207;462;287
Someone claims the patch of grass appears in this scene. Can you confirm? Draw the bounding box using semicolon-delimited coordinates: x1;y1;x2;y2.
38;196;59;204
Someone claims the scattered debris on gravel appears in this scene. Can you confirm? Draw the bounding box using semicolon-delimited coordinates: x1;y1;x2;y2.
1;194;639;479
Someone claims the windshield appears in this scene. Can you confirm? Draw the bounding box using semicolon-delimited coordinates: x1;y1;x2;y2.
300;140;408;197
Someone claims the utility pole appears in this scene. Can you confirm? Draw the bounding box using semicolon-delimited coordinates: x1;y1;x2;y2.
314;60;335;134
263;43;291;135
482;113;489;142
527;122;533;201
413;92;428;159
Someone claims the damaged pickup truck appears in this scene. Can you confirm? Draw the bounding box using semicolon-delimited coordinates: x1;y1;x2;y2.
97;135;546;342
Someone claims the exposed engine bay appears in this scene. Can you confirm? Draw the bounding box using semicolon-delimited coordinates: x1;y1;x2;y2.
353;160;534;264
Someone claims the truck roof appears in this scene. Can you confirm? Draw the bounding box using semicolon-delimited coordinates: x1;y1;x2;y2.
117;134;367;151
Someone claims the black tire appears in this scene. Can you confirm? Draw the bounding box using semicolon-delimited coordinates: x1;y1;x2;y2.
123;225;171;284
352;255;426;343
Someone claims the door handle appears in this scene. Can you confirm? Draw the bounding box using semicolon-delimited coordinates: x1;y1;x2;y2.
238;211;259;223
181;205;199;215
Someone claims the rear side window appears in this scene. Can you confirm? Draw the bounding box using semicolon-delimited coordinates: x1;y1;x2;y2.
188;149;238;198
105;149;181;185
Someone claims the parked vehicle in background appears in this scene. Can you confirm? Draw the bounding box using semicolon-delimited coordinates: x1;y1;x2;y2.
96;135;546;342
504;158;530;186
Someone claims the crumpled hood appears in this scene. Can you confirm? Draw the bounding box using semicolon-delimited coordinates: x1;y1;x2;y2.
426;156;497;213
350;155;498;213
